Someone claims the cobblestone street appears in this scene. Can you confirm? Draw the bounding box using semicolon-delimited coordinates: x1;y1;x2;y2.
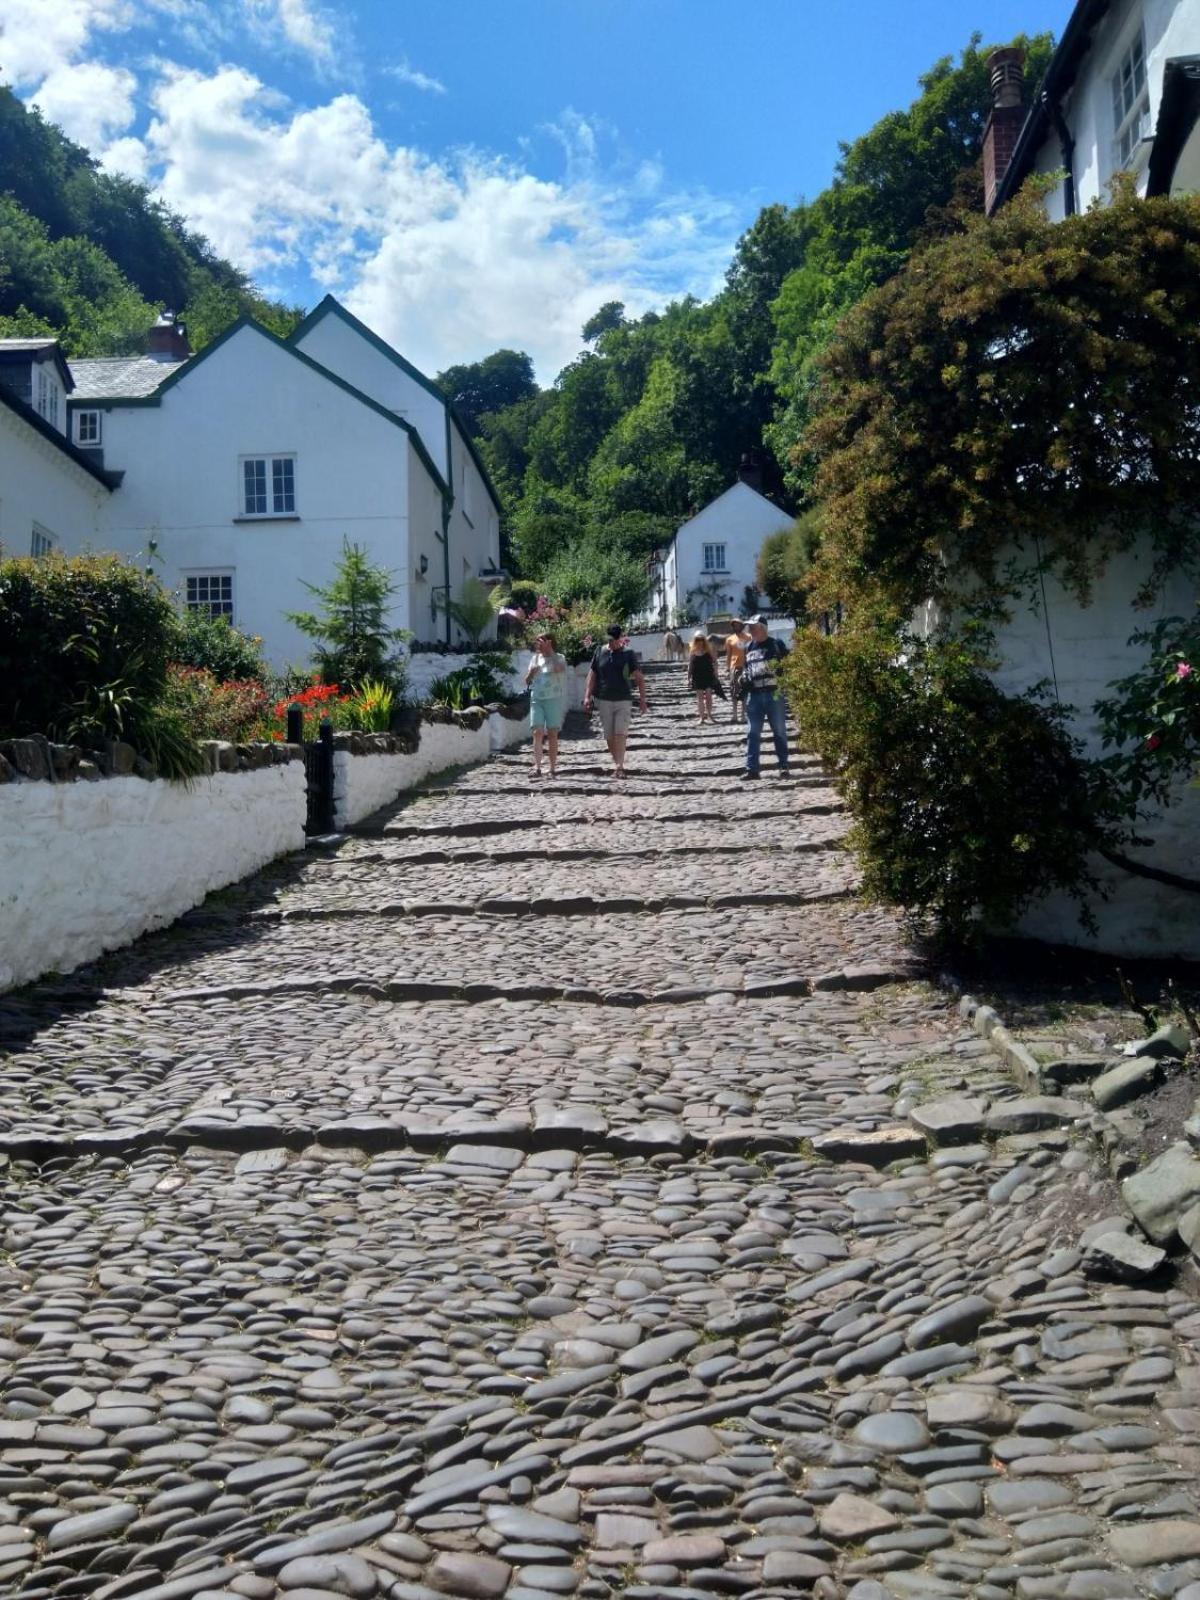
3;663;1200;1600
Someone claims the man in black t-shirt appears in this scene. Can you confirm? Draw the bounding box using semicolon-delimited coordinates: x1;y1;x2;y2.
740;617;790;780
583;623;648;779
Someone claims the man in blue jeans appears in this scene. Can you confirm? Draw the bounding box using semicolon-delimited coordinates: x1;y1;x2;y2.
740;618;790;780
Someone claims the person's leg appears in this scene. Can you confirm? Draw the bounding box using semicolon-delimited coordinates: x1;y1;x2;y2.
696;691;704;722
767;692;789;770
597;699;618;762
531;725;544;773
547;727;559;775
611;702;632;775
744;692;765;774
705;690;714;720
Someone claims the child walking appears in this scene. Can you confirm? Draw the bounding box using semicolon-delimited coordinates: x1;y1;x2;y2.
687;630;721;723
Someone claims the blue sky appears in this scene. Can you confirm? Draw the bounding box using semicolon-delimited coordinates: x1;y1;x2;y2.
0;0;1070;379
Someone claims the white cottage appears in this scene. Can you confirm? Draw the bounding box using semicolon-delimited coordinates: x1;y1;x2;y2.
65;301;502;667
0;338;118;560
650;475;794;626
963;0;1200;958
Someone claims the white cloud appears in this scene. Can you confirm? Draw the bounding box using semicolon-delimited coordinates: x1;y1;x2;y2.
119;64;739;378
386;59;446;95
30;60;138;151
246;0;337;65
0;0;129;87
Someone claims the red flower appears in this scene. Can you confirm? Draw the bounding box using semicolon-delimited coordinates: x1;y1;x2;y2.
1144;733;1162;751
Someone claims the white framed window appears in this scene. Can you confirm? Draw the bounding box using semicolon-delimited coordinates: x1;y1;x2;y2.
31;523;55;558
1112;28;1151;169
35;367;60;429
75;409;102;446
702;542;728;572
240;454;296;516
185;572;234;618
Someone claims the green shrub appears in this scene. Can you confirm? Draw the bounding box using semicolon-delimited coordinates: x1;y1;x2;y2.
172;610;266;682
782;628;1121;940
286;539;409;691
163;666;269;742
508;580;541;612
428;653;510;709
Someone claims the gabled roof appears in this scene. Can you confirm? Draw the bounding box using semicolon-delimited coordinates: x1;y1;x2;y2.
288;295;503;518
69;314;451;499
676;479;792;533
993;0;1111;210
0;382;121;489
69;355;184;400
0;337;74;391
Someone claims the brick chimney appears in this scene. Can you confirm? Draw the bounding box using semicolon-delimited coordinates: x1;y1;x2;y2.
736;451;763;493
982;47;1027;215
148;312;191;361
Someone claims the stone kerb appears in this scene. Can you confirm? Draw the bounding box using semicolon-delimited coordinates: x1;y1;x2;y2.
0;754;307;992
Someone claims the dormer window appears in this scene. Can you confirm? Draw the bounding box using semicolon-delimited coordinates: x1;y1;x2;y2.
1112;29;1151;170
75;409;101;446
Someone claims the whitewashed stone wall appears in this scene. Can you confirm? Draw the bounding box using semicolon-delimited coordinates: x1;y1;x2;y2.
0;764;306;992
333;714;530;829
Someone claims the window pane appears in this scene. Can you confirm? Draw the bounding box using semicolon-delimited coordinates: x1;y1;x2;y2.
272;456;295;513
244;459;266;514
186;574;233;617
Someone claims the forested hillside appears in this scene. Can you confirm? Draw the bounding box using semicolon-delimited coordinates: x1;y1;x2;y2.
0;88;299;357
437;33;1052;612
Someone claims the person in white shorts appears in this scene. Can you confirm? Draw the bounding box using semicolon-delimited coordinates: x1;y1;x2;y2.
583;623;648;779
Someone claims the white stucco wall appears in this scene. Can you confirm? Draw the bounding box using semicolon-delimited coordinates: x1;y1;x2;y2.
332;722;490;828
294;309;450;479
0;403;108;560
0;764;306;992
1025;0;1200;216
977;544;1200;957
82;324;414;670
664;483;793;622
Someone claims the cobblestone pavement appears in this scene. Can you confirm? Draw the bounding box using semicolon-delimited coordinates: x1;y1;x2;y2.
2;667;1200;1600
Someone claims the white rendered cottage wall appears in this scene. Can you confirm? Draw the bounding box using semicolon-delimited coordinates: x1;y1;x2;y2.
0;764;305;991
670;483;793;620
332;715;528;830
982;545;1200;958
0;405;107;559
444;419;503;641
91;326;412;670
1026;0;1200;218
293;311;450;479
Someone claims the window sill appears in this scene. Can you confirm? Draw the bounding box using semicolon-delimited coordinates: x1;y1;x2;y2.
233;514;301;523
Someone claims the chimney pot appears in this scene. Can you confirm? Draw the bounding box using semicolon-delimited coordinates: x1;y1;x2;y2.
982;48;1028;214
988;47;1026;110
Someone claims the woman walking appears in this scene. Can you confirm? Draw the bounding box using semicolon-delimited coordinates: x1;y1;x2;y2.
687;630;721;723
524;631;569;777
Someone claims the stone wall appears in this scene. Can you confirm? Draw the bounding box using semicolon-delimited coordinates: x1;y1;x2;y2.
0;752;305;992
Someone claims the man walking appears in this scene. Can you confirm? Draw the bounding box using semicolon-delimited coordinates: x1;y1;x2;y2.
583;623;648;779
740;617;790;780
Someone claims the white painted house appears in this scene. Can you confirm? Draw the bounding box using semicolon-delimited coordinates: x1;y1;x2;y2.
960;0;1200;958
987;0;1200;219
649;477;794;626
62;300;502;667
0;339;118;560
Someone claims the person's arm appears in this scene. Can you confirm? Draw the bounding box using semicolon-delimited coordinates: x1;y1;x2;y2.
632;664;648;711
583;665;597;710
523;654;539;688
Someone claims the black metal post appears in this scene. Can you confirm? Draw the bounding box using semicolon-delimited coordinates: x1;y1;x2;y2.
286;703;303;745
316;716;335;833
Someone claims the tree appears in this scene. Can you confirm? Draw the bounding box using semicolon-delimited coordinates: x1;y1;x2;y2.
804;184;1200;621
756;513;821;620
286;540;408;689
436;349;537;437
582;301;626;342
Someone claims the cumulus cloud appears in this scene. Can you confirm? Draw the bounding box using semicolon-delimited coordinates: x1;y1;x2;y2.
246;0;337;65
30;60;138;151
101;61;739;379
386;59;446;95
0;0;129;87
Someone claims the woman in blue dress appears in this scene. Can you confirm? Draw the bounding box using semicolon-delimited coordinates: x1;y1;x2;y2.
523;631;569;778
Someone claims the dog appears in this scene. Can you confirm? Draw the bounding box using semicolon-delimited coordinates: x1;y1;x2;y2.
662;630;686;662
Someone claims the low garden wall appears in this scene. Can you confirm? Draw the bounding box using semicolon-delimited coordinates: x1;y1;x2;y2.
332;706;529;830
0;740;305;992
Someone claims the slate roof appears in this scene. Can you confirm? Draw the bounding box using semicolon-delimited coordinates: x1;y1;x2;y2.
68;356;186;400
0;383;122;489
0;338;60;354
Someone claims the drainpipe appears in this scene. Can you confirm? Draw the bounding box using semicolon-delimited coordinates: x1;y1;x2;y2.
442;411;453;646
1043;93;1077;216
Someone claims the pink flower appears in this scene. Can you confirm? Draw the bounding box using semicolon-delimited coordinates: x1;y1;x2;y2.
1176;661;1193;680
1144;733;1162;751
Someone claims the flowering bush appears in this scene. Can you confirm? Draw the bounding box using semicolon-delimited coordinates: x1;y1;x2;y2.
519;599;609;664
164;666;270;743
1096;611;1200;815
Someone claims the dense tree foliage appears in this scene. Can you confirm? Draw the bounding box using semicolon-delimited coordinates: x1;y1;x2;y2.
0;88;300;355
462;31;1051;617
436;349;538;437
